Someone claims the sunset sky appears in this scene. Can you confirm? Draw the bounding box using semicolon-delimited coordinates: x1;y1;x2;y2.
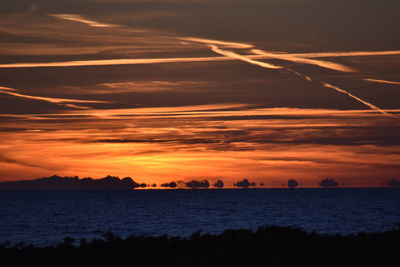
1;0;399;187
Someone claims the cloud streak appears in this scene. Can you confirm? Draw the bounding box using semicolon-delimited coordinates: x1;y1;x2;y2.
295;50;400;58
98;81;212;92
363;79;400;85
1;51;400;69
0;57;230;68
50;14;117;28
0;86;18;91
0;87;110;109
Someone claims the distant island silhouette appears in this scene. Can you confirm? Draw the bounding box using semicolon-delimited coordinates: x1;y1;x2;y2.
319;178;339;188
234;178;256;188
288;179;299;188
1;176;399;190
387;179;400;187
0;175;146;191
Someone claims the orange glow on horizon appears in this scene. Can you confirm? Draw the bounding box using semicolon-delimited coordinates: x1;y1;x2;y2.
1;106;399;187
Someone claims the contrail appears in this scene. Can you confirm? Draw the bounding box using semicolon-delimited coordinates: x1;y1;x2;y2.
295;50;400;58
181;37;400;58
0;86;18;91
363;78;400;85
204;43;393;117
0;57;233;68
290;70;393;117
251;49;356;73
50;14;117;28
1;51;400;69
179;37;253;49
209;45;282;69
321;82;392;116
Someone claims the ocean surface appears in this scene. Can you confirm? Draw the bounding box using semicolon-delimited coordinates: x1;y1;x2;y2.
1;188;400;246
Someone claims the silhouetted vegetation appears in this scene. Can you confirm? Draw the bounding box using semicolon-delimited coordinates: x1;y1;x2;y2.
288;179;299;188
0;175;144;191
387;179;400;187
213;180;224;188
1;225;400;267
234;178;256;188
186;180;209;189
319;178;339;188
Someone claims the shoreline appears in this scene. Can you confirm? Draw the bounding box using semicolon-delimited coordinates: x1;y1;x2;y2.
1;186;400;192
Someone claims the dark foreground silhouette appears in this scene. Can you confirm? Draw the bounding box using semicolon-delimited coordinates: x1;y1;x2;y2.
1;226;399;267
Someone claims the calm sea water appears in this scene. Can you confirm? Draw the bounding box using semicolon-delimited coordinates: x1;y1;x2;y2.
1;188;400;246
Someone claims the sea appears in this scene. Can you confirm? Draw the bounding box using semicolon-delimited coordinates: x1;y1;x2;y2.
1;188;400;246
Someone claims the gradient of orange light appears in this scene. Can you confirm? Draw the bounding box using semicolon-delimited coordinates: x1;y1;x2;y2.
1;113;399;187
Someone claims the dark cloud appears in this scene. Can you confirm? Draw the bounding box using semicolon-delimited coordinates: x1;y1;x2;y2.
89;122;400;147
0;155;51;169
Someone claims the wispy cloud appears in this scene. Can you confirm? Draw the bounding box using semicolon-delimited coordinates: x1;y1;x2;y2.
363;78;400;85
50;14;118;28
98;81;213;92
4;107;399;122
0;87;110;109
0;154;52;170
0;43;142;56
68;103;251;118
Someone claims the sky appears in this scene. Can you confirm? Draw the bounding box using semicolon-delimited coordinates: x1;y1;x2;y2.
0;0;399;187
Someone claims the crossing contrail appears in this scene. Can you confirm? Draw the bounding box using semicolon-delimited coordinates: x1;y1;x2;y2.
209;45;282;69
251;49;355;73
198;41;393;118
179;37;253;49
1;51;399;69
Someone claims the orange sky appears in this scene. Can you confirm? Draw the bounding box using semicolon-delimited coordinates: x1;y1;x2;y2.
1;0;400;187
